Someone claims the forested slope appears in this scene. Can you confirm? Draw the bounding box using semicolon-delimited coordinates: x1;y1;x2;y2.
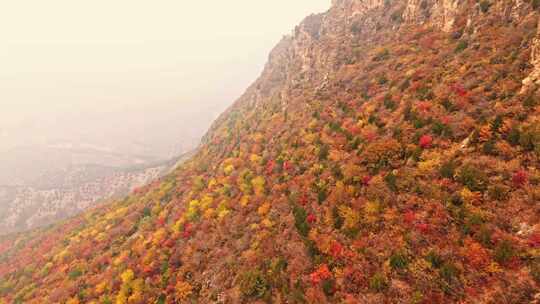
1;0;540;303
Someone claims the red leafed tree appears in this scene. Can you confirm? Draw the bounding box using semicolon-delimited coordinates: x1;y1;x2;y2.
403;210;416;226
512;170;528;188
451;83;467;97
464;239;490;269
528;232;540;248
419;135;433;149
310;264;332;285
330;242;343;259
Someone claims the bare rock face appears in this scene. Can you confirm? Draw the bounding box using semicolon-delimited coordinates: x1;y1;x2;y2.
511;0;531;19
402;0;428;25
332;0;385;12
430;0;461;31
491;0;531;21
522;21;540;93
331;0;384;9
403;0;461;31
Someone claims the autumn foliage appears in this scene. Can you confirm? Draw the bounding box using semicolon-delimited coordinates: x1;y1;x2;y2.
0;1;539;303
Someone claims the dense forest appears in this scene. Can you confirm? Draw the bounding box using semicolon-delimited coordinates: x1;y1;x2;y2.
1;0;540;303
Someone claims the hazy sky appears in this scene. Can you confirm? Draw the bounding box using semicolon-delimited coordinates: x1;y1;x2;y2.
0;0;330;158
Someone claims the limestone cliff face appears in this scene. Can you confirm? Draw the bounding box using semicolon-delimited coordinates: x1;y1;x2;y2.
523;22;540;92
228;0;394;112
238;0;463;111
403;0;460;31
333;0;462;32
205;0;539;143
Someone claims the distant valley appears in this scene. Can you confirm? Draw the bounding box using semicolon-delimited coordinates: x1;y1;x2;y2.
0;142;195;235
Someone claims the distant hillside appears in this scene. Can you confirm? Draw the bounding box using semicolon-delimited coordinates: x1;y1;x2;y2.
0;165;162;235
1;0;540;303
0;143;167;188
0;150;194;236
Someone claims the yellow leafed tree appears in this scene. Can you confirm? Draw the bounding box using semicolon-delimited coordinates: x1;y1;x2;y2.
121;269;134;284
175;281;193;301
251;176;266;196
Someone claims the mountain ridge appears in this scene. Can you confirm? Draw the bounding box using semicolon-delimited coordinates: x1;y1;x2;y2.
1;0;540;303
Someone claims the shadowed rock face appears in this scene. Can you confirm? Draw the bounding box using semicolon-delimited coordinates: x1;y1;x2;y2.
1;1;540;303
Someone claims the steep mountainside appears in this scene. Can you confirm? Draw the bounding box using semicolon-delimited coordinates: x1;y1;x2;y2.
1;0;540;303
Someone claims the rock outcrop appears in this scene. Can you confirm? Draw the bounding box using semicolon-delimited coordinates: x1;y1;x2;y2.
523;22;540;92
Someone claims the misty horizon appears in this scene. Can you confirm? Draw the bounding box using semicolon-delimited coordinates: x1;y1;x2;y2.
0;0;330;161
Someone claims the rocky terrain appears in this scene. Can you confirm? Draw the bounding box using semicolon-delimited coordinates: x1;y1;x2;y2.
0;165;164;235
1;0;540;303
0;145;195;235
